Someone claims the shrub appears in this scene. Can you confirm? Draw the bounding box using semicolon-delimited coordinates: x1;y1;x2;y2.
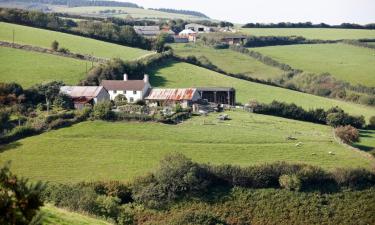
114;94;127;107
93;101;114;120
335;125;360;144
332;168;375;190
0;162;45;225
279;175;301;191
53;93;74;109
94;195;121;219
58;47;70;54
51;40;59;51
170;210;227;225
369;116;375;129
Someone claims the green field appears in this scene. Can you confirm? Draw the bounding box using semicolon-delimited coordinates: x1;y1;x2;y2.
0;22;150;61
51;6;209;21
0;111;373;183
149;61;375;121
42;205;112;225
240;28;375;40
0;47;87;87
170;43;284;80
354;130;375;152
253;43;375;87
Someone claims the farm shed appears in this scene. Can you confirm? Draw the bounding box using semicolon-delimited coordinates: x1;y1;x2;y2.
145;88;200;108
134;26;161;37
60;86;109;109
101;74;151;103
178;29;197;42
185;23;212;33
196;87;236;106
221;35;247;45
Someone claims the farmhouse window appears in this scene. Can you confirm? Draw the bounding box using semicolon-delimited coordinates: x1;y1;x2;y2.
133;91;137;94
130;97;134;102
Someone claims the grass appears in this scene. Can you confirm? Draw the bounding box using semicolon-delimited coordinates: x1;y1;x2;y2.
0;47;88;87
0;111;374;183
41;205;112;225
0;22;150;61
149;61;375;121
170;43;284;80
353;130;375;152
51;6;209;21
253;43;375;87
239;28;375;40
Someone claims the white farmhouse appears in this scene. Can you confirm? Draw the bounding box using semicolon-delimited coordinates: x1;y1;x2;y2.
101;74;151;103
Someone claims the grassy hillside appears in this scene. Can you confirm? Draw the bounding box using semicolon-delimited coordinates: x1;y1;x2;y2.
1;111;373;183
170;43;284;80
0;22;150;61
253;43;375;87
42;205;112;225
149;61;374;120
240;28;375;40
51;6;209;21
0;47;88;87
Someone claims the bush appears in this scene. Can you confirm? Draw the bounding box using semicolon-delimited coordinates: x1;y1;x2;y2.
58;47;70;54
93;101;114;120
332;168;375;190
335;125;360;144
114;94;127;107
53;93;74;109
170;210;227;225
279;175;301;191
369;116;375;129
0;163;45;225
51;40;59;51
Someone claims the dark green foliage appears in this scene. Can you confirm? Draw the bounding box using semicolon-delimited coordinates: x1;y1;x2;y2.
169;210;227;225
251;101;365;128
332;168;375;190
243;35;332;48
53;93;74;109
132;153;212;208
93;101;114;120
369;116;375;129
0;162;45;225
51;40;59;51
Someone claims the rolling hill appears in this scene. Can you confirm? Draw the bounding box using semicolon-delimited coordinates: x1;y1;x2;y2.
170;43;285;80
1;111;373;183
0;22;151;61
253;43;375;87
149;61;375;121
239;28;375;40
0;47;88;87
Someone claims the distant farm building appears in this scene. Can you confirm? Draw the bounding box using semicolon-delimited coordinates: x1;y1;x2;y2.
178;29;197;42
146;88;201;108
196;87;236;106
60;86;109;109
101;74;151;103
134;26;160;37
185;23;212;33
221;35;247;45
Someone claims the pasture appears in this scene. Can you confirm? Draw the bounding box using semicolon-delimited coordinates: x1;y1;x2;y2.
170;43;284;80
149;61;375;121
0;22;150;61
253;43;375;87
51;6;208;21
0;111;374;183
0;47;88;87
240;28;375;40
42;205;111;225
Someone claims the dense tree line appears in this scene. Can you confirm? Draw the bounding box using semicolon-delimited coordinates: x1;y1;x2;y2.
40;153;375;224
0;0;141;8
244;35;334;47
242;22;375;30
249;100;366;128
150;8;209;19
0;8;153;50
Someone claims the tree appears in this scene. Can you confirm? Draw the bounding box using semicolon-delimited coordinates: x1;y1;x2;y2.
51;40;59;51
53;93;74;109
153;33;169;53
93;101;114;120
34;81;64;113
0;162;45;225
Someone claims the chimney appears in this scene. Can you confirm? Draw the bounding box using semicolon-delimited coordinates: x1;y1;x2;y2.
143;74;149;83
123;74;128;81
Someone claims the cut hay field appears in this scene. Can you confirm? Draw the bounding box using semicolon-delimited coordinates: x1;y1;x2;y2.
51;6;208;21
240;28;375;40
253;43;375;87
42;205;112;225
0;22;150;61
149;61;375;121
1;111;373;183
0;47;87;87
170;43;284;80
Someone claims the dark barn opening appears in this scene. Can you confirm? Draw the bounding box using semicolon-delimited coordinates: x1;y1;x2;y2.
196;87;236;106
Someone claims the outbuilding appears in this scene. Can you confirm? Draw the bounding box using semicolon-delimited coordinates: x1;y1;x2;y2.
196;87;236;106
60;86;110;109
145;88;200;108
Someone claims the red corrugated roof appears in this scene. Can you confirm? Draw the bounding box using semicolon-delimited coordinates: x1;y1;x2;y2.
146;88;197;101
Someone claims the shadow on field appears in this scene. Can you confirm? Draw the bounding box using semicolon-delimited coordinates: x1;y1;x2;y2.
0;142;22;153
146;59;178;87
352;130;375;152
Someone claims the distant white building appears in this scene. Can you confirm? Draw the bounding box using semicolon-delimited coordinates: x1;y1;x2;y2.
101;74;151;103
178;29;197;42
185;23;212;33
60;86;110;109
